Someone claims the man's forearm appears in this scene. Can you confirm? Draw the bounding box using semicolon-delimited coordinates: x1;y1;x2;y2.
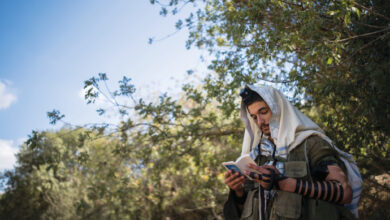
278;178;350;204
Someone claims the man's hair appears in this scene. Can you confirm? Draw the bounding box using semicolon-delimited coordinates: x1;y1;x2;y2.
240;86;264;106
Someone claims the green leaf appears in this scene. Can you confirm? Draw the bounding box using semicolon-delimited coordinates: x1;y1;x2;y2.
327;57;333;65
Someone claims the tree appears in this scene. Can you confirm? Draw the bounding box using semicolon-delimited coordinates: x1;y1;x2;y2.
149;0;390;218
76;74;244;219
151;0;390;169
0;129;141;219
1;73;245;219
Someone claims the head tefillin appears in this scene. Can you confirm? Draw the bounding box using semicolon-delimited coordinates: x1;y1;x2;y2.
240;86;264;106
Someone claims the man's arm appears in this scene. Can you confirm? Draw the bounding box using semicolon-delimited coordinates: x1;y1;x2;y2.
247;164;352;204
223;170;248;219
280;165;352;204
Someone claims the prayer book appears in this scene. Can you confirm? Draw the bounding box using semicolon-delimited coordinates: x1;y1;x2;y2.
222;154;260;180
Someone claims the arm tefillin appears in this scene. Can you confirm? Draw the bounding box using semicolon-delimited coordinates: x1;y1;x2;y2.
267;168;287;190
293;160;344;204
311;160;335;181
294;179;344;204
248;169;344;203
249;168;287;190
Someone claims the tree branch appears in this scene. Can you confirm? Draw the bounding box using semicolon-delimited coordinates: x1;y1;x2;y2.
353;2;390;22
352;20;388;29
345;31;390;60
332;27;390;42
257;77;295;84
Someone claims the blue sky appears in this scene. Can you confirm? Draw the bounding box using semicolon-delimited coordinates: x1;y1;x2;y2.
0;0;207;171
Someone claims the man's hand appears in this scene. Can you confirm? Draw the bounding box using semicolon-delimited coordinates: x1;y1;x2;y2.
224;170;246;197
245;164;282;189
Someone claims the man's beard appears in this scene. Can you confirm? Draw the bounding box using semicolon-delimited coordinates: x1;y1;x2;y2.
261;124;270;135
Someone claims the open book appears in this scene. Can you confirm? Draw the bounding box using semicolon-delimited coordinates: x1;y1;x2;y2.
222;154;260;180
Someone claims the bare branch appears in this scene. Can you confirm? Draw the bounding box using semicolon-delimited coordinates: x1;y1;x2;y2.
345;31;390;61
103;79;122;111
352;20;389;29
257;77;296;84
353;2;390;22
150;29;181;44
332;27;390;43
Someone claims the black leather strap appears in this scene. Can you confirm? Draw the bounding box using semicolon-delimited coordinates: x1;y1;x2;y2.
294;179;301;193
313;181;319;198
324;181;332;201
301;180;306;195
331;181;339;203
306;180;312;197
337;182;344;203
320;181;326;200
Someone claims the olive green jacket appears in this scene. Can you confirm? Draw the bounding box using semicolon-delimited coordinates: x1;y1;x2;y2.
223;136;355;220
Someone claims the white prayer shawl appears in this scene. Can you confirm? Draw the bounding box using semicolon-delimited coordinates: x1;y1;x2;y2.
240;85;361;219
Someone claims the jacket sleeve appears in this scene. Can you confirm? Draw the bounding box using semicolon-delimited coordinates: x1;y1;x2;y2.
306;136;346;172
223;189;247;220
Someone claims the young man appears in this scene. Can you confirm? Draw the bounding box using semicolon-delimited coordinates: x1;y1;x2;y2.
223;85;356;220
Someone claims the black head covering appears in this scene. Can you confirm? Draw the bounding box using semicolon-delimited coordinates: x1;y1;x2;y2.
240;86;264;106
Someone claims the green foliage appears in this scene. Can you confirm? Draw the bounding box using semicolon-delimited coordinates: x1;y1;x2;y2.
0;129;130;219
47;110;65;125
2;76;244;219
152;0;390;176
151;0;390;217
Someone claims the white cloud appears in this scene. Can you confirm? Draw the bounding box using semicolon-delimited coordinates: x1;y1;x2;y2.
0;81;17;110
16;138;27;146
0;139;19;171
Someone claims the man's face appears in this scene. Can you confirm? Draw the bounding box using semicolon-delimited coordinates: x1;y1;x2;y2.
247;101;272;135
